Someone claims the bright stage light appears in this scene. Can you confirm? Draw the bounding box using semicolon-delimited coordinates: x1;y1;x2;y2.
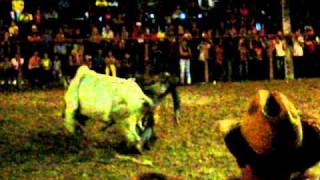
179;12;186;20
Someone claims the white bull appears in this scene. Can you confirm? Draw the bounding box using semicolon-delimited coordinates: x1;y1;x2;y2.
63;65;154;151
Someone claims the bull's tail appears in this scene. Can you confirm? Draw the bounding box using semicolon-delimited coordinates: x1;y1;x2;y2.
63;65;90;133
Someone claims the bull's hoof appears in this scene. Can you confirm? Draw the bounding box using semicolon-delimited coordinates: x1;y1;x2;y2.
113;141;142;155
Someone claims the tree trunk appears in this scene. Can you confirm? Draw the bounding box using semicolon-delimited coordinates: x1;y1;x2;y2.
281;0;295;80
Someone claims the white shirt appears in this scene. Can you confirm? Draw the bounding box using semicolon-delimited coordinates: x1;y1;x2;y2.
11;57;24;70
293;41;304;57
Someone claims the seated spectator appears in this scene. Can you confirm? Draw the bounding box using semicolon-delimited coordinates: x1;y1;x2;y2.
92;49;105;74
83;55;92;68
120;26;129;40
55;28;65;42
70;44;82;65
27;25;41;42
104;50;118;77
102;25;114;42
89;26;102;43
119;53;133;78
67;49;82;81
8;21;19;39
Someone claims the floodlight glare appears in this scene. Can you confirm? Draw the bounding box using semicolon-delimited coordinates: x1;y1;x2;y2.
179;12;186;20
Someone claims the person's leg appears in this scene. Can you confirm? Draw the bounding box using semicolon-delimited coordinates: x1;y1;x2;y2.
186;59;192;85
244;61;249;80
110;64;117;77
227;61;233;81
105;66;110;76
280;57;285;79
179;59;186;84
204;60;209;83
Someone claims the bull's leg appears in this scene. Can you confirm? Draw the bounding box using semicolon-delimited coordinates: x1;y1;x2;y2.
118;115;143;152
64;80;81;134
64;108;77;134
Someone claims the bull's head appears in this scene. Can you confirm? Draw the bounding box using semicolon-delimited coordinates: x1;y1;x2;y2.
135;72;180;124
135;72;174;103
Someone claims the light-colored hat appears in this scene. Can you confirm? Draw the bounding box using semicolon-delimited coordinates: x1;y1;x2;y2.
240;90;303;155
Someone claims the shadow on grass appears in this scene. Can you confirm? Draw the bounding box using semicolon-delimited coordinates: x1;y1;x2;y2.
0;119;149;167
0;123;112;166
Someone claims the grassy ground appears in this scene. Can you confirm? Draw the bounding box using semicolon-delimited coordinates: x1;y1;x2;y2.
0;79;320;179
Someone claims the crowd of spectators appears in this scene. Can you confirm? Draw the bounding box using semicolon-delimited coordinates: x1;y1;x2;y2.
1;0;320;90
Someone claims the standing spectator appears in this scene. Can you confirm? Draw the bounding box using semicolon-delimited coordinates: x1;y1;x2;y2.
198;35;212;82
11;52;24;88
213;38;224;82
52;55;62;82
238;37;249;81
40;53;52;87
28;51;41;88
292;31;304;78
53;41;67;72
0;56;14;88
251;36;267;80
304;27;318;77
179;39;192;85
224;30;238;81
273;35;286;79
